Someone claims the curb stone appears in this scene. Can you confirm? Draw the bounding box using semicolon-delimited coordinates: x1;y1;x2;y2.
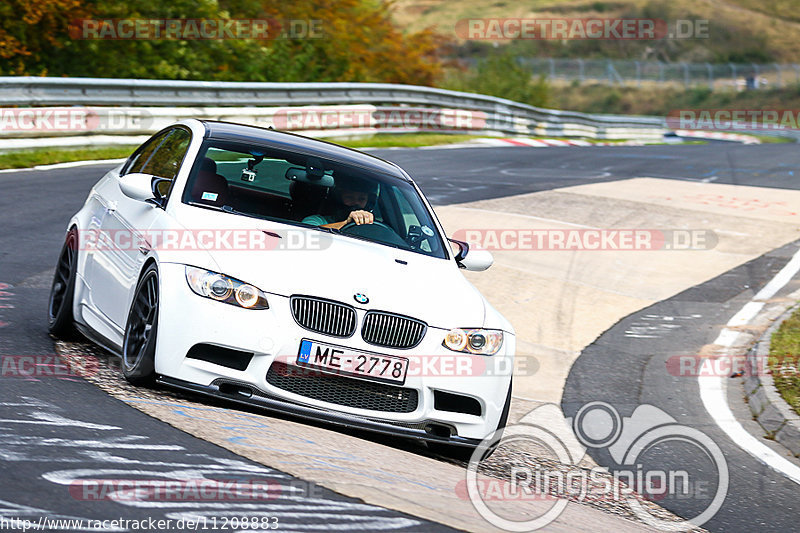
746;303;800;457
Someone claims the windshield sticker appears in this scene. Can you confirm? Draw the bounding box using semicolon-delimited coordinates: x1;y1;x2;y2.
201;192;219;201
421;225;435;236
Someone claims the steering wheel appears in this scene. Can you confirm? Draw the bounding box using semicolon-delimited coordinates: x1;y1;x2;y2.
339;220;394;233
339;220;409;248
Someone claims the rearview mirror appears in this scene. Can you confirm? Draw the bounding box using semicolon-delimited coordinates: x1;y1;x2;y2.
285;167;334;187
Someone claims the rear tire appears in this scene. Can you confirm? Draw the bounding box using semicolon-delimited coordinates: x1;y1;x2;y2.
122;264;159;386
48;228;79;338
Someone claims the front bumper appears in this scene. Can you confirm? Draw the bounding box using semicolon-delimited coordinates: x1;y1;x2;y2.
157;375;485;447
156;262;515;443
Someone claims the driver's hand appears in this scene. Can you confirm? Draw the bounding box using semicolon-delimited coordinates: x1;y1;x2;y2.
346;210;374;225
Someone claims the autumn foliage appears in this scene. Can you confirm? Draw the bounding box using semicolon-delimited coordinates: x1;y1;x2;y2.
0;0;442;85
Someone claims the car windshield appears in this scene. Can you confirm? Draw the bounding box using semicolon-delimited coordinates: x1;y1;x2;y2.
181;140;447;259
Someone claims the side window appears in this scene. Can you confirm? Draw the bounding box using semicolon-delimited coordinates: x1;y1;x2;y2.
141;128;192;180
122;130;171;176
122;128;191;181
393;187;421;228
392;187;439;254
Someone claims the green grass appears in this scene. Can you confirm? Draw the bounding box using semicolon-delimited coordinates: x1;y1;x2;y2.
0;146;138;170
747;133;794;144
0;130;714;171
329;133;488;148
769;306;800;416
0;137;487;170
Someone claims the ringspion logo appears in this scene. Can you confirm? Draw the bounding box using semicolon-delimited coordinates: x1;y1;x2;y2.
462;402;728;530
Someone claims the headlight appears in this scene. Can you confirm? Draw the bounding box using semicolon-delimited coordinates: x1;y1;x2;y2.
185;266;269;310
443;328;503;355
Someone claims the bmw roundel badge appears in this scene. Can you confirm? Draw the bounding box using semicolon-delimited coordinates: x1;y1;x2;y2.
354;293;369;304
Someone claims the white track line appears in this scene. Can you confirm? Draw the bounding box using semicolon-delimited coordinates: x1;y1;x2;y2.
0;158;125;175
698;246;800;484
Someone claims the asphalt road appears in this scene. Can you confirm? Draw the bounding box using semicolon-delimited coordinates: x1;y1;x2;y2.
1;141;800;532
562;241;800;532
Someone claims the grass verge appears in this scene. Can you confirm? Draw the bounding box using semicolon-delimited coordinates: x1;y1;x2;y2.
0;137;486;170
0;146;138;170
769;305;800;416
0;131;708;171
329;133;487;148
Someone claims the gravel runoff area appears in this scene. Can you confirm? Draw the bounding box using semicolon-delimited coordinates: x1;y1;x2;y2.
54;338;707;531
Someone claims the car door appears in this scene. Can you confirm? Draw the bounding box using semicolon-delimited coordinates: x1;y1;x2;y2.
89;127;191;333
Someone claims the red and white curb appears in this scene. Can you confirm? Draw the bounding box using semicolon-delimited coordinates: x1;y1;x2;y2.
420;137;648;149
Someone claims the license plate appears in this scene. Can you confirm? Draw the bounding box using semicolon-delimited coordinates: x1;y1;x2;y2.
296;339;408;385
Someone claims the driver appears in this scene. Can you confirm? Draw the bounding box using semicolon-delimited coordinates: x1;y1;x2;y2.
302;175;378;230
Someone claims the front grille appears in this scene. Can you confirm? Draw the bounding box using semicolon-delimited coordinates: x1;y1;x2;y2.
362;311;426;349
290;296;357;338
266;361;419;413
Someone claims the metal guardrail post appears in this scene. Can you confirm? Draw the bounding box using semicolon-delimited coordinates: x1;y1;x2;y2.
706;63;714;90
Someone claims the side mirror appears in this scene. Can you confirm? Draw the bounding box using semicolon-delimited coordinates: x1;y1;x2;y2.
119;172;155;202
449;238;493;271
119;173;170;207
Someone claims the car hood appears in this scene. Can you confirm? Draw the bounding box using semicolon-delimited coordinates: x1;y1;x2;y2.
167;207;488;329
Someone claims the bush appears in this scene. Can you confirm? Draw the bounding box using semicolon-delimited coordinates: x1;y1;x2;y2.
443;50;550;107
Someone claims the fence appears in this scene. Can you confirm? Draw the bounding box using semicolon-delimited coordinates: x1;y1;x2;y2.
522;58;800;90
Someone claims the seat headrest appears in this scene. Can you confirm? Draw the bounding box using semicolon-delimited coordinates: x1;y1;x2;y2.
200;157;217;174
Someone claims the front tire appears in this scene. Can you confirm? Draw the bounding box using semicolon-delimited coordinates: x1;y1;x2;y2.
122;264;159;385
48;227;79;338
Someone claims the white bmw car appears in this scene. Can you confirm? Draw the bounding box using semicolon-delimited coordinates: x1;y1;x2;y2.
48;119;515;457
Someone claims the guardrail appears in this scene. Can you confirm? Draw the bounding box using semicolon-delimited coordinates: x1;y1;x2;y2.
0;77;668;150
